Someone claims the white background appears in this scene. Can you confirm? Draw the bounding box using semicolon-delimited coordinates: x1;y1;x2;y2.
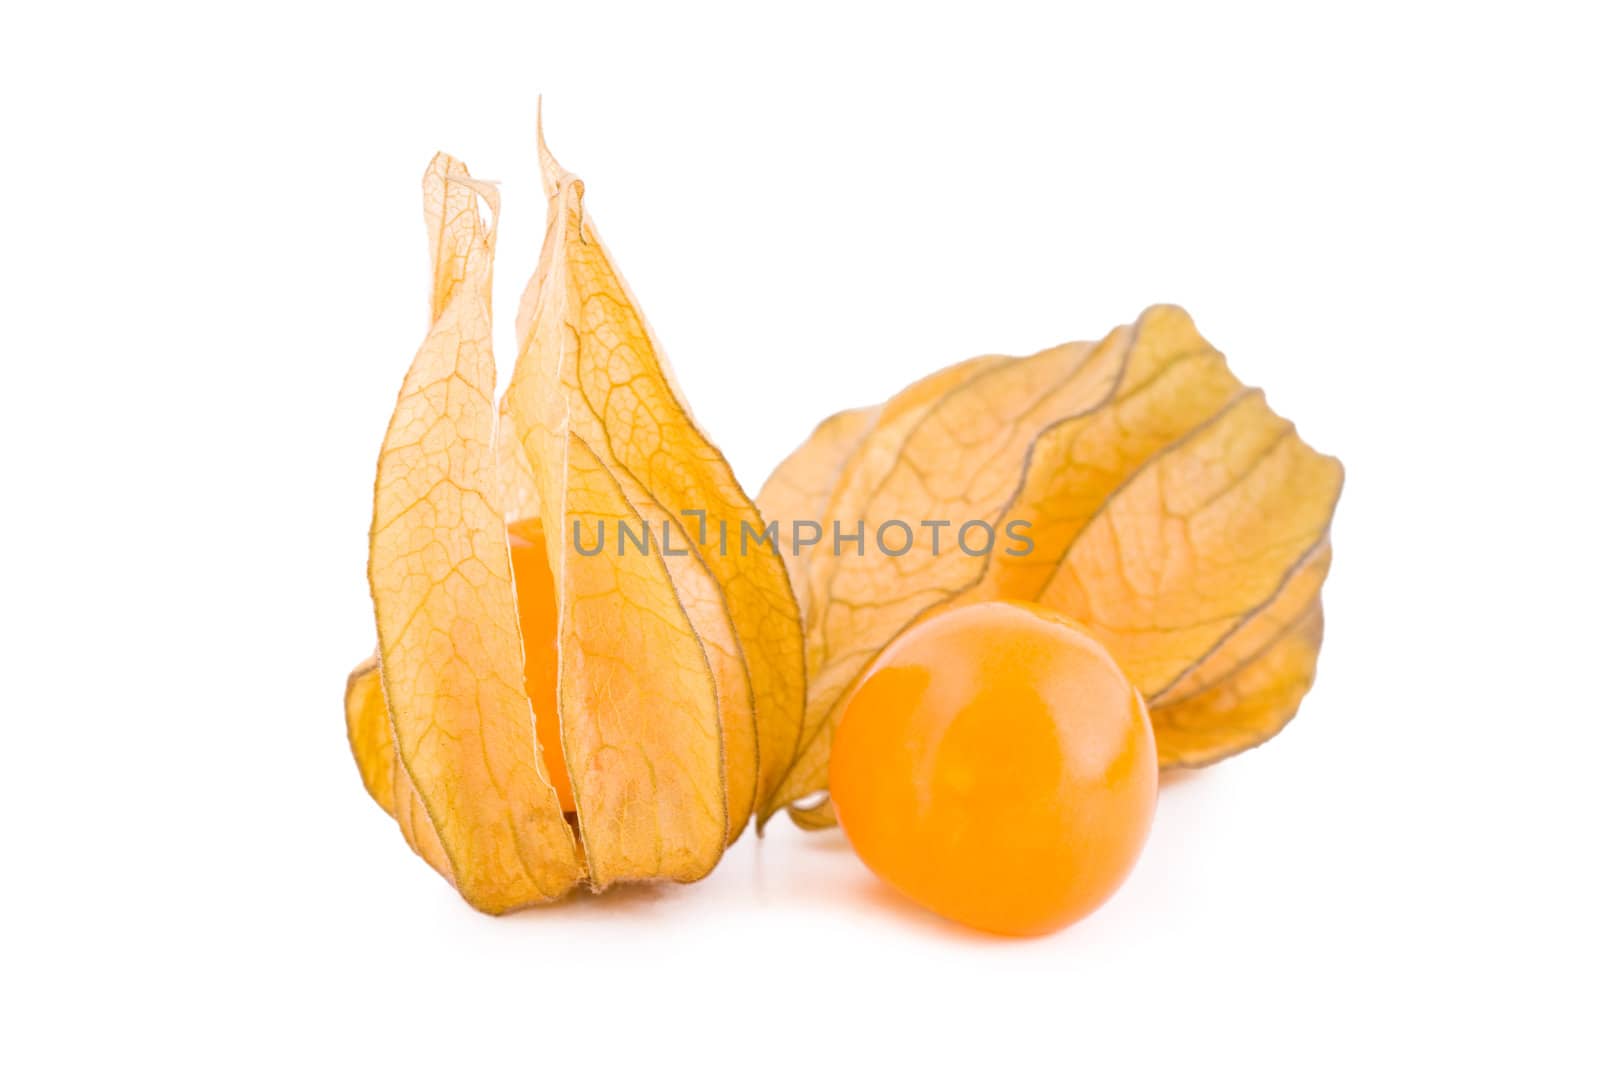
4;2;1597;1062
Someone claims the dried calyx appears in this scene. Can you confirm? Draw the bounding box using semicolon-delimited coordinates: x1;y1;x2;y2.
757;305;1343;829
347;134;804;913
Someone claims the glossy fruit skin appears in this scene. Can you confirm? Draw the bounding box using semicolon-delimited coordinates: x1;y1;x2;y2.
829;601;1157;936
507;519;576;812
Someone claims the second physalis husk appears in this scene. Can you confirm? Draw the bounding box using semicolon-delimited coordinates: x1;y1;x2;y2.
757;306;1344;830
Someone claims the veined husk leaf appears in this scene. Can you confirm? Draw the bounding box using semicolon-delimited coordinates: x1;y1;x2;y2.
758;305;1343;827
501;120;804;844
360;154;583;911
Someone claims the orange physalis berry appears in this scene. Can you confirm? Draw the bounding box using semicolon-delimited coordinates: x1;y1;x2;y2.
506;518;575;812
829;601;1158;936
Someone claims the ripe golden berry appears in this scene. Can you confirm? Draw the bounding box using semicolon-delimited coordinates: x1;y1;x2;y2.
829;601;1158;936
507;519;576;812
